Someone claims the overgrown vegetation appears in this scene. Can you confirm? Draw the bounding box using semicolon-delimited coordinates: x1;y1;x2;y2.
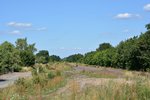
0;62;72;99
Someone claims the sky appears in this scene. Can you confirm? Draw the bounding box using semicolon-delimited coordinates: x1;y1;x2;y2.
0;0;150;58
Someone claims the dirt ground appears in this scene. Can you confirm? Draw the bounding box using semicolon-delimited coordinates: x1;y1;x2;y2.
52;66;128;95
0;72;31;88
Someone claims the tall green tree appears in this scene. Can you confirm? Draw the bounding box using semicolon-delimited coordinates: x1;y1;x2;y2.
36;50;49;64
137;30;150;70
114;37;141;70
15;38;36;66
0;42;20;73
15;38;28;51
15;38;37;53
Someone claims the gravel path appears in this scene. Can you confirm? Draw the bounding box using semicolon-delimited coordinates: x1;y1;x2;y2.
0;72;31;88
53;66;125;95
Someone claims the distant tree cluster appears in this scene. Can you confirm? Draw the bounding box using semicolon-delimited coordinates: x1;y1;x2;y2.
65;24;150;71
0;38;61;74
0;24;150;74
63;54;83;63
35;50;61;64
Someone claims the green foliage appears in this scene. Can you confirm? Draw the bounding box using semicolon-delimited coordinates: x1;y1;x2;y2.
81;24;150;71
0;38;36;74
49;55;61;62
83;51;96;65
0;24;150;74
96;43;113;51
114;36;141;70
48;71;56;79
134;31;150;71
0;42;21;74
20;51;35;66
64;54;83;63
12;64;22;72
36;50;49;64
16;38;36;67
145;23;150;30
32;74;48;85
83;48;115;67
15;38;28;51
15;78;26;86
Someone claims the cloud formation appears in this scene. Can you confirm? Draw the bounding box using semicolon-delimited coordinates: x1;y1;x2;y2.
4;21;47;35
34;27;47;31
144;4;150;11
58;47;82;51
9;30;21;35
123;29;129;33
115;13;140;19
7;22;32;28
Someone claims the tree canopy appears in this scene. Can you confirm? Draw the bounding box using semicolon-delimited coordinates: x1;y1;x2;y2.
49;55;61;62
96;43;113;51
145;23;150;30
65;24;150;71
36;50;49;64
64;54;83;63
1;24;150;74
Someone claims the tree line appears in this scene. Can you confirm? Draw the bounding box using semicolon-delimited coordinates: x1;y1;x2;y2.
64;24;150;71
0;24;150;74
0;38;61;74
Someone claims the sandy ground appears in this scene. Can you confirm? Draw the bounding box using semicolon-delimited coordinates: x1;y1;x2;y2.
0;72;31;88
52;66;127;95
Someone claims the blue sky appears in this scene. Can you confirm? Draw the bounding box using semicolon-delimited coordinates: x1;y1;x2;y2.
0;0;150;57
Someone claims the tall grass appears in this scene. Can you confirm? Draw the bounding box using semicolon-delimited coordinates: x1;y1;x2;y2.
48;77;150;100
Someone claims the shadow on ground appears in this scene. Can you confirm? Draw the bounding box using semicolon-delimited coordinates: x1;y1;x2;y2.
0;79;7;82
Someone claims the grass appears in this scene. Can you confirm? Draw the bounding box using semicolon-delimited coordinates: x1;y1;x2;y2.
47;77;150;100
80;70;118;78
0;62;73;100
1;63;150;100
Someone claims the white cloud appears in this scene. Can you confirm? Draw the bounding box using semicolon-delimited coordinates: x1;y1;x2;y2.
7;21;47;31
123;29;129;33
115;13;132;19
2;21;47;35
9;30;21;35
144;4;150;11
35;27;47;31
7;22;32;28
58;47;82;51
115;13;141;19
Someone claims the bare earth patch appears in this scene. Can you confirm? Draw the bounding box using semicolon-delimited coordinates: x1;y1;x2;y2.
51;66;131;95
0;72;31;88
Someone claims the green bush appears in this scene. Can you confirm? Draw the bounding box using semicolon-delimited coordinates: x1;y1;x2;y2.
32;74;48;85
56;70;61;76
15;78;26;86
48;71;55;79
13;65;22;72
